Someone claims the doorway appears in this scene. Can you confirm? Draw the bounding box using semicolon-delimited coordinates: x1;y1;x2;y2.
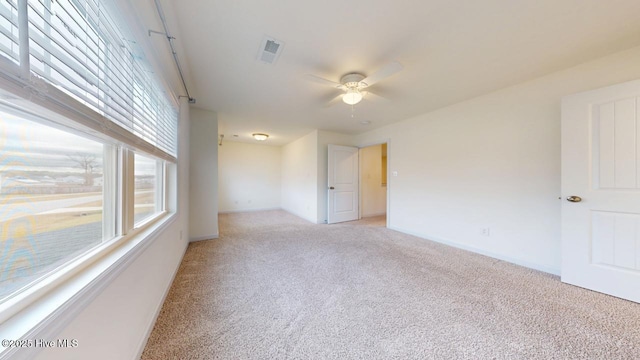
358;143;388;227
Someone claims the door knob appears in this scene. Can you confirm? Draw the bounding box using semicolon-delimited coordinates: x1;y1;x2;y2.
566;196;582;203
329;186;335;190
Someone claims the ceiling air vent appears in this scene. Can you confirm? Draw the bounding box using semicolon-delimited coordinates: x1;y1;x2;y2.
257;36;284;64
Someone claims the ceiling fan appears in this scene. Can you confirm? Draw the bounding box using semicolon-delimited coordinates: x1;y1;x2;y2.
307;61;403;106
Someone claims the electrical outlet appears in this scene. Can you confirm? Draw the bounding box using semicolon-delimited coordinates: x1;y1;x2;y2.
481;227;490;236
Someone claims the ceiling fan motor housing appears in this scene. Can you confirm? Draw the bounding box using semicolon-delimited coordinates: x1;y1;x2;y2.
340;73;367;89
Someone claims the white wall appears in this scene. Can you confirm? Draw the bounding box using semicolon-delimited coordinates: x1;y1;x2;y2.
189;108;219;241
218;141;281;212
360;144;387;217
316;130;356;223
36;98;192;360
356;45;640;275
281;130;318;223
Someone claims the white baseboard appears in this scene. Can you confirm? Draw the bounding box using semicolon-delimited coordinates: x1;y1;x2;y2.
189;234;219;242
388;225;561;276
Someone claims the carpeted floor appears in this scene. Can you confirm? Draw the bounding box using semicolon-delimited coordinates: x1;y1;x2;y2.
142;210;640;359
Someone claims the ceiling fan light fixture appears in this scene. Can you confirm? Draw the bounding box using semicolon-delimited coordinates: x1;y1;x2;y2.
342;89;363;105
252;133;269;141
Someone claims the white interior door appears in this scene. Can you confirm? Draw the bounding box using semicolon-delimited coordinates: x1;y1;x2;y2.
561;79;640;303
328;144;359;224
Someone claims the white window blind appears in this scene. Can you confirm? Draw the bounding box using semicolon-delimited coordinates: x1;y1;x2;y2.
14;0;177;157
0;0;19;64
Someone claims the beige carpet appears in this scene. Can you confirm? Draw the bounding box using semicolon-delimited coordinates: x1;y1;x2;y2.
142;210;640;359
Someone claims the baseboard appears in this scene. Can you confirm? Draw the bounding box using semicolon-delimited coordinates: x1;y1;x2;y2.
134;239;189;359
388;225;561;276
189;234;219;242
219;207;281;214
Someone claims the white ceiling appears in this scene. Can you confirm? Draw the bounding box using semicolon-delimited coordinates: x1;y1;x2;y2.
153;0;640;146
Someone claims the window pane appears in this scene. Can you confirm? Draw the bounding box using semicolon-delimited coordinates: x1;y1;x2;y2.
0;0;19;64
134;153;158;225
0;110;104;301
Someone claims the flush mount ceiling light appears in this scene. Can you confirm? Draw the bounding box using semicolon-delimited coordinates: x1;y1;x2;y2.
252;133;269;141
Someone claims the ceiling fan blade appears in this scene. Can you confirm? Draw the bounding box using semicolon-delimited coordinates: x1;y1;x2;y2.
362;91;389;102
306;74;345;89
324;93;344;107
361;61;403;87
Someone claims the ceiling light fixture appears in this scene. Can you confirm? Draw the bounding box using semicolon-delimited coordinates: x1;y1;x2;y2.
342;89;363;105
252;133;269;141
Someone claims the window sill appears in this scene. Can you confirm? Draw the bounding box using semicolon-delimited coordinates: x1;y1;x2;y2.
0;212;177;360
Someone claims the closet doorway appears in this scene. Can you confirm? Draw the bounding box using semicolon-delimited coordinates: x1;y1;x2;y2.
358;143;388;227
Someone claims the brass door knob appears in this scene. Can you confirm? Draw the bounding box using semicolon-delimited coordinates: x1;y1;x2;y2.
566;196;582;203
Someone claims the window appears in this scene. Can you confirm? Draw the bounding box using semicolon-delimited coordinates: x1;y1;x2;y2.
0;107;171;304
0;110;106;301
0;0;178;316
134;153;163;225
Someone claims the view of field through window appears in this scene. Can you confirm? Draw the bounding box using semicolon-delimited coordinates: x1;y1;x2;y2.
134;153;158;225
0;111;104;300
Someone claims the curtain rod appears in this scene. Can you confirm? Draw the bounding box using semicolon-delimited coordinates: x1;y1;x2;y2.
151;0;195;104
